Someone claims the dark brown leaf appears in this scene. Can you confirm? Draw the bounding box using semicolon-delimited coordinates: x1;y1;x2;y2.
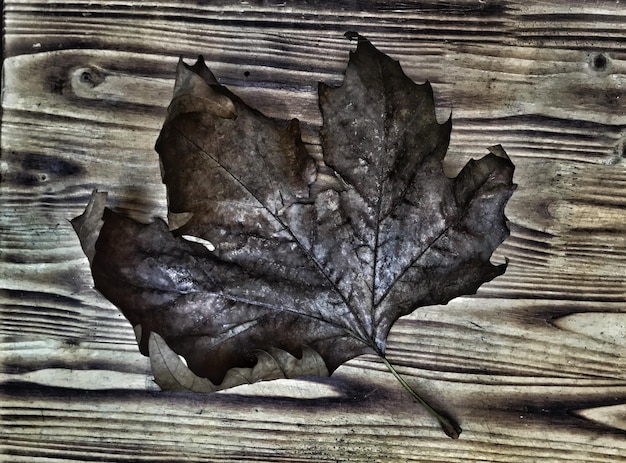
73;34;515;437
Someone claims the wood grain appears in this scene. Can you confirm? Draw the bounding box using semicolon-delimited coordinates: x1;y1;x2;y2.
2;1;625;461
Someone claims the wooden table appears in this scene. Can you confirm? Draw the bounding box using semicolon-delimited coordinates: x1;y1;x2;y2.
2;1;625;461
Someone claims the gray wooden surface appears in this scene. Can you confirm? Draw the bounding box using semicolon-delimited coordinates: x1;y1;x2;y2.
2;1;626;461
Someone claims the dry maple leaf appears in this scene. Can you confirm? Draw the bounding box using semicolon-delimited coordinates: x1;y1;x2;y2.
72;33;515;438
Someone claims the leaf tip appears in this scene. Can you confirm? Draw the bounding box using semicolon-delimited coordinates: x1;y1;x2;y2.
181;54;218;86
344;31;361;41
487;144;510;161
71;189;108;263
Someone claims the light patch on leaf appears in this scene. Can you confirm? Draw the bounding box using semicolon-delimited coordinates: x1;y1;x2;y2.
181;234;216;251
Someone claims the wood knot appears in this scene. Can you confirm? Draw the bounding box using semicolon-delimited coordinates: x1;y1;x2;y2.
588;52;609;72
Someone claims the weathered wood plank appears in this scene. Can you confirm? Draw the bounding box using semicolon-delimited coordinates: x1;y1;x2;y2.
2;0;626;461
2;376;626;463
4;297;626;386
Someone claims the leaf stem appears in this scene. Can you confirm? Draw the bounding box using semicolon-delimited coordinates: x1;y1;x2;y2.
380;355;462;439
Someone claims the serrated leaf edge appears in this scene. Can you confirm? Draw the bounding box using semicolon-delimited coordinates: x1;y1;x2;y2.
147;329;329;392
